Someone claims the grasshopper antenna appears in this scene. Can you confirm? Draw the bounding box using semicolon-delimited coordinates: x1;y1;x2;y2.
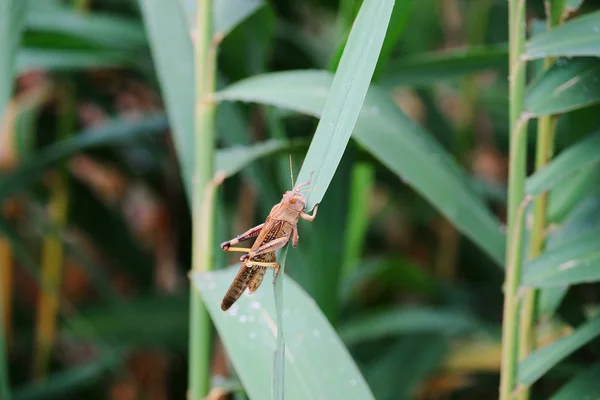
289;154;294;188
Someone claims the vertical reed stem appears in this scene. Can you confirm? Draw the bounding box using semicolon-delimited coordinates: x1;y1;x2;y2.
189;0;217;398
500;0;529;398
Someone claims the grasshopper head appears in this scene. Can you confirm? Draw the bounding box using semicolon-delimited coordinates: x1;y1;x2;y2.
282;190;306;213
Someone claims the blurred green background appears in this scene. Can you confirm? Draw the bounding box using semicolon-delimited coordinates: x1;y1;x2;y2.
2;0;600;399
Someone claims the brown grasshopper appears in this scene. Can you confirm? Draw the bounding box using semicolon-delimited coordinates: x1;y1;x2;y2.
219;171;318;309
221;171;318;271
221;251;275;311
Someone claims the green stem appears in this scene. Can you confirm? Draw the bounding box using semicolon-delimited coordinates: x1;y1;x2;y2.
189;0;217;398
500;0;529;398
0;266;9;400
518;113;555;400
518;6;560;393
272;244;289;400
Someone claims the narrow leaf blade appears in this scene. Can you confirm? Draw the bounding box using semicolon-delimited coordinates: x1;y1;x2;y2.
524;10;600;59
518;315;600;385
525;58;600;116
295;0;395;209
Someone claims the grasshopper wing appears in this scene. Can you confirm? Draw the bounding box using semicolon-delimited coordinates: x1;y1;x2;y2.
221;263;258;311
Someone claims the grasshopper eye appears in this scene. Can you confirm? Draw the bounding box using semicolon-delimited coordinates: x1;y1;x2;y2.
290;198;297;204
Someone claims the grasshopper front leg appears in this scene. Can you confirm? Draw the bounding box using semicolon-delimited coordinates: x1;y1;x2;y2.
221;223;264;251
300;203;318;222
240;235;290;262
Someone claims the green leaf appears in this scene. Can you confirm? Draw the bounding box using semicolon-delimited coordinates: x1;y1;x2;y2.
214;0;264;38
181;0;265;39
25;7;147;52
341;163;375;280
525;58;600;116
13;353;120;400
524;10;600;60
192;266;375;400
550;362;600;400
17;48;130;73
526;131;600;195
0;0;29;152
365;335;447;400
518;315;600;385
0;115;167;200
216;70;505;265
139;0;194;201
338;307;484;346
215;139;307;179
548;164;600;223
523;227;600;287
64;295;189;348
340;256;437;302
539;194;600;317
381;44;508;87
294;0;395;209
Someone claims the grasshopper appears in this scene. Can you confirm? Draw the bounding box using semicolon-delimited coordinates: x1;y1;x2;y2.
219;169;319;310
221;251;275;311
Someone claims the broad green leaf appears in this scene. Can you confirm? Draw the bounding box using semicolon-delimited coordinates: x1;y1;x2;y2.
381;44;508;87
526;131;600;195
524;10;600;60
192;266;375;400
0;0;29;151
25;7;146;52
523;227;600;287
0;115;167;200
294;0;395;210
17;48;130;72
550;362;600;400
338;307;483;346
525;58;600;116
518;315;600;385
139;0;194;201
216;70;505;265
215;139;307;179
13;353;120;400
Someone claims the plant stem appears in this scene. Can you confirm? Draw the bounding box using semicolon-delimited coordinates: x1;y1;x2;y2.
189;0;217;398
518;8;559;393
500;0;529;398
0;258;9;400
33;83;73;381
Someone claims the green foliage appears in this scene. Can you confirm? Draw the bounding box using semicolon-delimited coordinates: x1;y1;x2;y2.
192;266;375;400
